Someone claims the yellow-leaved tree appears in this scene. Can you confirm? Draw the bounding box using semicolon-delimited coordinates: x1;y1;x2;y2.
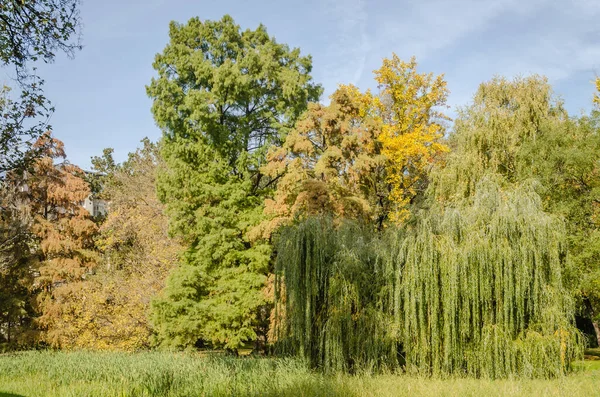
369;55;450;222
55;139;182;350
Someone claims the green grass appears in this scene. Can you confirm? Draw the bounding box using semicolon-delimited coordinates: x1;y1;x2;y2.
0;351;599;397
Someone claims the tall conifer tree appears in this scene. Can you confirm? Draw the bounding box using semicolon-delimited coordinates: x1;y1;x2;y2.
147;15;321;350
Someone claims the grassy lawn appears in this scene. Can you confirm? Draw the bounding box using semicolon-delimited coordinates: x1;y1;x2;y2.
0;351;599;397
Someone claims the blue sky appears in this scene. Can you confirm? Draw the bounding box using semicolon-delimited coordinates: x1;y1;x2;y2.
5;0;600;169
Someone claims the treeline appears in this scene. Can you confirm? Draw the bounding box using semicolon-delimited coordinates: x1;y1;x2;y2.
1;13;600;378
0;136;181;349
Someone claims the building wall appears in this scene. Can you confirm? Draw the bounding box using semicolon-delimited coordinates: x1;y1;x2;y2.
82;195;108;218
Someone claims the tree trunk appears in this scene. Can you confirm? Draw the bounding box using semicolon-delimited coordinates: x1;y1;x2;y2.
592;320;600;348
584;297;600;347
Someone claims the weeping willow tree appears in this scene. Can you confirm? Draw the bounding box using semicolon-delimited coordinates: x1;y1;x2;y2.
389;76;584;378
274;76;583;378
273;218;398;373
391;179;581;378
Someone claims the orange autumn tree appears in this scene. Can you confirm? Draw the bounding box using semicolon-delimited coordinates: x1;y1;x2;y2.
26;133;98;347
256;85;389;238
369;55;450;222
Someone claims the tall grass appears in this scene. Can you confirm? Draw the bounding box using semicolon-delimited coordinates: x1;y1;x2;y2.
0;351;353;397
0;351;599;397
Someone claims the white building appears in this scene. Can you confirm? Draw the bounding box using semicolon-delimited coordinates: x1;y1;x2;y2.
82;194;108;218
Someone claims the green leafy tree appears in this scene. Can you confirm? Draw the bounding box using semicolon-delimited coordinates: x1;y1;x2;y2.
147;15;321;351
517;91;600;347
436;75;600;347
273;217;397;373
397;75;583;377
0;0;82;175
85;147;116;199
274;76;584;377
0;177;37;348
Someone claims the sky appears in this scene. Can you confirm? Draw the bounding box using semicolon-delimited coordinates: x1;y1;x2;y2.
4;0;600;169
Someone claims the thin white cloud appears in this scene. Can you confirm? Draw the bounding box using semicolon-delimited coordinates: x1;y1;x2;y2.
373;0;548;61
452;1;600;85
319;0;370;98
359;0;600;111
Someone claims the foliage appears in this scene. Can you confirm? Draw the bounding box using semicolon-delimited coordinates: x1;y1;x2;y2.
273;217;397;373
148;15;321;350
435;75;600;346
521;112;600;347
258;85;388;237
369;55;450;222
274;76;585;378
23;133;98;347
0;0;81;75
0;1;83;342
431;76;561;200
594;78;600;108
0;179;37;348
85;147;117;198
55;139;182;350
386;76;585;377
569;80;600;345
0;82;53;176
391;180;581;378
260;55;448;237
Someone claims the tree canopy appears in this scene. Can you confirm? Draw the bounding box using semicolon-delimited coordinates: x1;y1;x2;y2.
148;15;321;350
258;55;449;236
273;75;586;377
257;85;387;237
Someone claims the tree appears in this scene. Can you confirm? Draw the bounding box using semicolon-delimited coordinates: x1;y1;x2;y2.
368;55;450;222
516;112;600;348
0;177;37;348
0;0;82;176
259;56;449;236
524;81;600;347
0;0;81;75
433;76;600;347
273;217;397;373
1;2;82;343
147;15;321;351
393;76;583;377
257;85;388;238
24;133;98;347
0;83;53;175
50;139;182;350
85;147;116;198
273;76;584;378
